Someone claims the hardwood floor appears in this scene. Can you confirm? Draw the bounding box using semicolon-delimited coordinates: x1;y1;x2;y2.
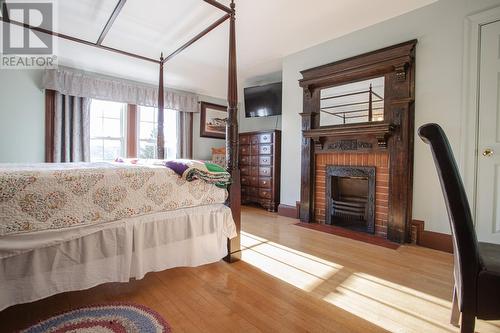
1;206;499;332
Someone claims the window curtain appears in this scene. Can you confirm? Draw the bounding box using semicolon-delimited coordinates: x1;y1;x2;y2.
42;67;198;112
48;91;91;162
43;66;199;161
177;112;193;159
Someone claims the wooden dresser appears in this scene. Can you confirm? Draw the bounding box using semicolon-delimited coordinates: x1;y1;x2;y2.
239;130;281;212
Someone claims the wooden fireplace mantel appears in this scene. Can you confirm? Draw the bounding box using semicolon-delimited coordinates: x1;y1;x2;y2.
299;41;416;93
299;40;417;244
303;122;395;149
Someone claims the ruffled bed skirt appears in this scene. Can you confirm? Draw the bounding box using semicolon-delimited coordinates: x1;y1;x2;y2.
0;204;236;311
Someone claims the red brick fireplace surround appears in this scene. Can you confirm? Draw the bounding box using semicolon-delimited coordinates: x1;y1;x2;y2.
315;152;389;238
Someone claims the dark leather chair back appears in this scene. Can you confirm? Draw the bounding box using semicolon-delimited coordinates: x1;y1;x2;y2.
418;123;480;312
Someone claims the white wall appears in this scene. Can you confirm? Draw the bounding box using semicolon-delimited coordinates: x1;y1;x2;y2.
0;70;45;163
193;95;227;161
281;0;500;234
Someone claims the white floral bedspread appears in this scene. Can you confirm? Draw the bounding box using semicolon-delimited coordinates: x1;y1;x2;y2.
0;162;228;236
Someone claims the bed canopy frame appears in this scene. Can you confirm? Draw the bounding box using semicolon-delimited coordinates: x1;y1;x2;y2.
0;0;242;261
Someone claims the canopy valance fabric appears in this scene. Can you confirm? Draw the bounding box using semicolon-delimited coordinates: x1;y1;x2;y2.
42;67;199;113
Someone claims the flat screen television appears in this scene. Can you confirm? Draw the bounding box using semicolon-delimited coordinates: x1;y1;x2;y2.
244;82;282;118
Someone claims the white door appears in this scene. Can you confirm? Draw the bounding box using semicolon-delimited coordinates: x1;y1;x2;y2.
476;20;500;244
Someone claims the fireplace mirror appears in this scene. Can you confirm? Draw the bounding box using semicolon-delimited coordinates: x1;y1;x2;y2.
319;77;385;127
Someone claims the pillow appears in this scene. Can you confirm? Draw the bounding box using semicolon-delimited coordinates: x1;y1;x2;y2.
211;147;226;155
212;154;227;168
211;147;227;167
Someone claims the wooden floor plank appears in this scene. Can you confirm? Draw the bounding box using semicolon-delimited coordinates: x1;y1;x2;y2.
1;206;499;332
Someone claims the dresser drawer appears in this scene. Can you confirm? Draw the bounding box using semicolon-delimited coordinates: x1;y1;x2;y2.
259;189;272;199
240;145;251;155
240;166;250;176
250;176;259;187
258;133;273;144
241;176;250;186
259;156;272;166
259;177;272;189
241;186;250;196
240;135;251;145
259;167;272;177
243;186;257;196
259;144;272;155
240;155;250;165
238;131;280;212
259;199;273;210
242;186;258;197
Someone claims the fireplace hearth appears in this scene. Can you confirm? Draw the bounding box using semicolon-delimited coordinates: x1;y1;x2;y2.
326;166;375;234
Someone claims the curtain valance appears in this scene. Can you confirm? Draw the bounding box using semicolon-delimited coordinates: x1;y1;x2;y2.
42;67;199;113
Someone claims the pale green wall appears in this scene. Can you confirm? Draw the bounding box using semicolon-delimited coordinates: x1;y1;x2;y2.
195;73;284;160
0;70;228;163
280;0;500;234
193;95;227;161
238;72;283;133
0;69;45;163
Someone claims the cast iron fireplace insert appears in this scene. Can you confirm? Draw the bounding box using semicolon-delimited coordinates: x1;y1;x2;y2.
325;165;376;234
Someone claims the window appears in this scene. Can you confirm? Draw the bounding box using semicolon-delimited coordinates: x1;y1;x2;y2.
138;106;179;160
89;99;127;161
88;100;180;162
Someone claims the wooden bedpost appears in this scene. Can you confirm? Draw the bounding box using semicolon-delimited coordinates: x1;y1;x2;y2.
225;0;241;262
157;53;165;159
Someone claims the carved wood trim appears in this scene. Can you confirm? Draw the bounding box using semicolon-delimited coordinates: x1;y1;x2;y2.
299;40;417;244
299;40;416;92
304;122;394;140
324;140;373;151
225;0;241;262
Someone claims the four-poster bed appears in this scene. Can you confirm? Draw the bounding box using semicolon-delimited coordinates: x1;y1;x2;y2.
0;0;241;310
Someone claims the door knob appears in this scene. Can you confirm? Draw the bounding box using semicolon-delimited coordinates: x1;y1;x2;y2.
483;148;494;157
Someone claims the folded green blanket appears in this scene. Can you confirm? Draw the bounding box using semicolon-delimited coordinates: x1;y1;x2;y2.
165;159;231;188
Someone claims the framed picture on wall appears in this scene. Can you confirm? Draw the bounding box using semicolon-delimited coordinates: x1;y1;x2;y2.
200;102;227;139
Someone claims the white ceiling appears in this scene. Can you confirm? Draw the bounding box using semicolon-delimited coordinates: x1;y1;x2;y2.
5;0;437;98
